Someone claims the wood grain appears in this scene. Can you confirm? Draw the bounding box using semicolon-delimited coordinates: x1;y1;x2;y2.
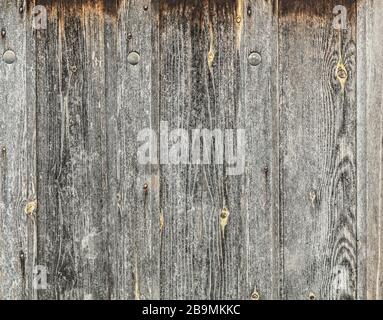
236;0;280;300
0;0;36;300
279;0;357;300
35;0;111;299
0;0;383;300
357;0;383;300
158;0;278;299
34;0;159;299
106;0;160;300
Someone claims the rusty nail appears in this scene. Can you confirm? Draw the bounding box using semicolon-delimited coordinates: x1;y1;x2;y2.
309;292;316;300
248;52;262;66
3;49;16;64
251;291;260;300
143;5;149;11
128;51;140;65
1;28;5;38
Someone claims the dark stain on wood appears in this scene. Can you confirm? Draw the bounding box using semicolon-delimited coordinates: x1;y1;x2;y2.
28;0;122;16
159;0;237;23
279;0;356;21
103;0;123;16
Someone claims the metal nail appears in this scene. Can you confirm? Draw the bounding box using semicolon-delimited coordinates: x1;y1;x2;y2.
248;51;262;66
3;49;16;64
1;28;5;38
19;6;24;14
127;33;132;40
128;51;140;65
143;5;149;11
143;183;148;191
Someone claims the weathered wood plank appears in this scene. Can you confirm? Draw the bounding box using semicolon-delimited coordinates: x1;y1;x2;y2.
0;0;36;300
35;0;111;299
356;0;383;300
236;0;279;300
106;0;160;299
158;0;234;299
279;0;357;299
158;0;278;299
34;0;159;300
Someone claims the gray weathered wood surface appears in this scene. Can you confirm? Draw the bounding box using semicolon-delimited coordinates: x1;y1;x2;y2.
0;0;382;300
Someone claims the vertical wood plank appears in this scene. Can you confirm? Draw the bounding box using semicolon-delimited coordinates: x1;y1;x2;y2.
279;0;357;299
105;0;160;299
237;0;280;300
158;0;235;299
357;0;383;300
35;0;159;300
158;0;279;299
35;0;111;299
0;0;36;300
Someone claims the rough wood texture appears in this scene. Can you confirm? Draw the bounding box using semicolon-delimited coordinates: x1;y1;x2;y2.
158;0;278;300
0;0;382;300
35;0;159;300
357;0;383;300
0;0;36;299
279;0;357;300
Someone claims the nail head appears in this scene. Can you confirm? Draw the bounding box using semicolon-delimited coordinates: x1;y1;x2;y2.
248;52;262;66
128;51;140;65
1;29;5;38
3;49;16;64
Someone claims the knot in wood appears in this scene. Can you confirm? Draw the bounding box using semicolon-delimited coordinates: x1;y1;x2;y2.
251;291;260;300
